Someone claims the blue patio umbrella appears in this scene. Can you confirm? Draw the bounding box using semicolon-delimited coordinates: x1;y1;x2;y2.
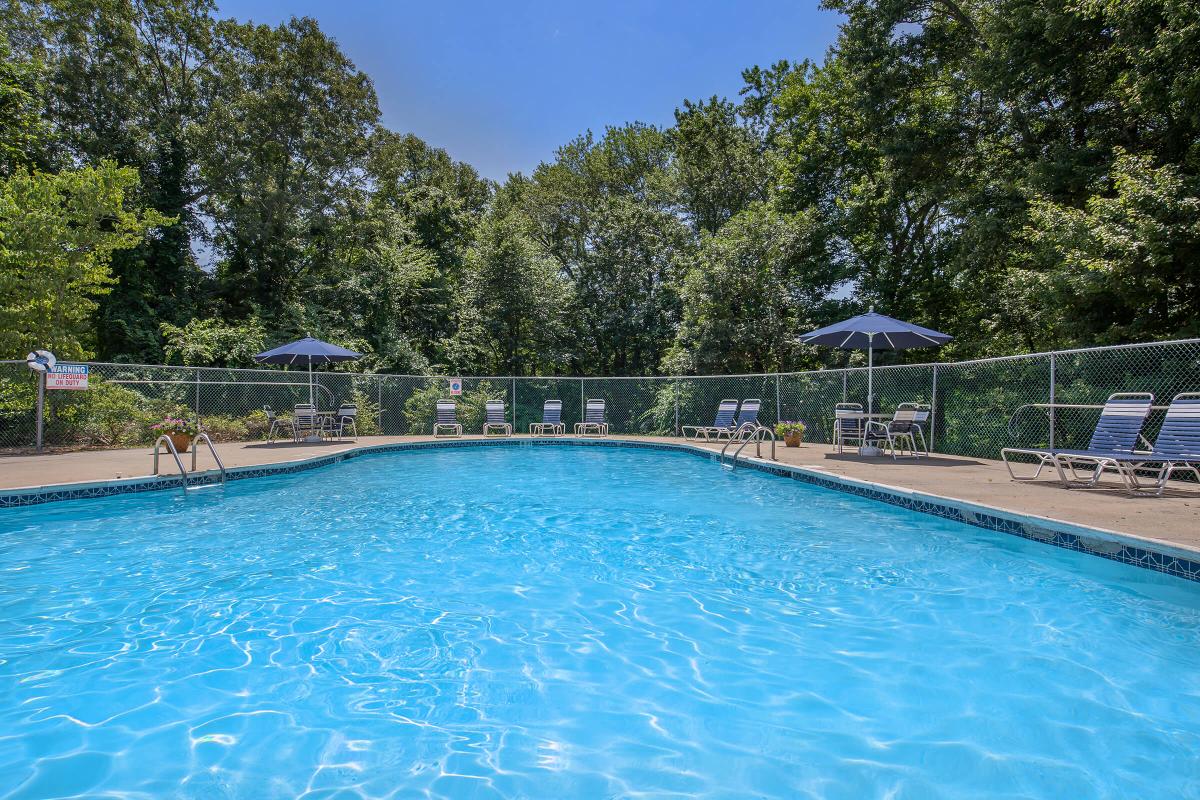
254;336;362;405
799;310;952;414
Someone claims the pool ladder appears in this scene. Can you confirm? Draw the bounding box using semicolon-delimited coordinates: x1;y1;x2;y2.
718;424;776;470
153;433;227;493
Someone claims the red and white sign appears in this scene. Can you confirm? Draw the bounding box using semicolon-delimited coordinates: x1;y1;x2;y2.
449;378;463;396
46;364;89;390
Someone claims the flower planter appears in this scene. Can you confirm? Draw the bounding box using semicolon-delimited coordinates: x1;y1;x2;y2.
167;433;193;453
784;433;803;448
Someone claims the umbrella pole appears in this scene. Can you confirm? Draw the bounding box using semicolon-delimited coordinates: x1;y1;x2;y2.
867;340;874;416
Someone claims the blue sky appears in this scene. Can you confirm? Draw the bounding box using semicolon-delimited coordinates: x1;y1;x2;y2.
217;1;842;181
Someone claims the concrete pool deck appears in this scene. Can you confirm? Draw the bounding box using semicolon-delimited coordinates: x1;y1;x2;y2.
2;435;1198;557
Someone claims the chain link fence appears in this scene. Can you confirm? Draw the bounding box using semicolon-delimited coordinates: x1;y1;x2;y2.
2;339;1198;458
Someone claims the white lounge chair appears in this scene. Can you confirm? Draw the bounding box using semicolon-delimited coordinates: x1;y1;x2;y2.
483;399;512;436
575;399;608;436
433;399;462;437
530;400;565;436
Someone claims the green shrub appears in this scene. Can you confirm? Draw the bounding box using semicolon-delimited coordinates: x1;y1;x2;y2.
199;414;250;442
79;379;158;447
242;409;272;440
346;387;381;436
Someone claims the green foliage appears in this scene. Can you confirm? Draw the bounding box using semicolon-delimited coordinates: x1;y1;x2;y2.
0;39;54;176
446;213;570;375
206;16;379;312
667;202;843;374
161;316;269;367
81;382;152;447
669;96;769;233
343;388;382;437
3;0;1197;385
195;415;245;442
0;162;171;360
1016;151;1200;342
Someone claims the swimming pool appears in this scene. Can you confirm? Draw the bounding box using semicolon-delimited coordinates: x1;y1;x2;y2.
1;445;1198;798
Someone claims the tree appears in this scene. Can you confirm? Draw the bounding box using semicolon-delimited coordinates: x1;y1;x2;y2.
669;96;769;234
205;16;380;313
1011;150;1200;345
33;0;220;360
668;202;843;374
446;214;570;375
160;315;268;367
508;124;691;374
0;162;171;359
0;39;55;176
364;130;493;359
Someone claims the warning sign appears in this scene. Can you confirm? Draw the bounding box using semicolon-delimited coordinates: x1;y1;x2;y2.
45;364;89;390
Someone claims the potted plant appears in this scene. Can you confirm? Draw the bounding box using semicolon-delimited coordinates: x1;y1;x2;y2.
775;420;806;447
151;416;199;453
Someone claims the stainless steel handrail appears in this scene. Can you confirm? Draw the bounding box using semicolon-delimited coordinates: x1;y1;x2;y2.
152;435;188;492
719;423;776;470
191;432;227;485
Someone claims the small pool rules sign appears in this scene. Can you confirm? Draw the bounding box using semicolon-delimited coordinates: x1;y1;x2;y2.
46;364;89;390
449;378;463;396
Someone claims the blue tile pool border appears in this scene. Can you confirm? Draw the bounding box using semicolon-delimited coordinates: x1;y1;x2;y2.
2;437;1198;584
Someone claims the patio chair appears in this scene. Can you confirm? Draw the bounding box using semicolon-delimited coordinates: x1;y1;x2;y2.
330;403;358;441
483;399;512;436
911;404;931;455
291;403;325;441
681;399;739;441
574;399;608;436
1052;393;1200;496
865;402;928;459
433;399;462;437
262;405;289;443
530;400;566;436
1001;392;1154;487
834;403;866;453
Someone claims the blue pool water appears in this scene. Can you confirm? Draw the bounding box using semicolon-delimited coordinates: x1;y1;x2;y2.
1;445;1199;799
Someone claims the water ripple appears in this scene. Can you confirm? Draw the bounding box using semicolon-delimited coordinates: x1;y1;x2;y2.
0;447;1199;798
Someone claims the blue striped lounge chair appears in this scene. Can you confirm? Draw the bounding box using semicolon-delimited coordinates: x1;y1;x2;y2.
530;400;565;436
1055;393;1200;496
1001;392;1153;487
574;399;608;436
728;399;762;440
433;399;462;437
483;399;512;436
681;399;739;441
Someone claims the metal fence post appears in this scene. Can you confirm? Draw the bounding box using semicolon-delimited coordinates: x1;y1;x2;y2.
842;372;847;403
512;377;517;430
674;379;680;436
930;364;938;452
775;374;782;424
377;376;383;434
195;368;201;426
1048;353;1056;450
580;377;585;424
35;370;45;453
